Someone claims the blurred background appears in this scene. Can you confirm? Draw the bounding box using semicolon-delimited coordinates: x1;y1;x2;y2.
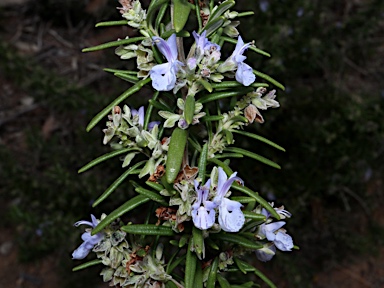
0;0;383;287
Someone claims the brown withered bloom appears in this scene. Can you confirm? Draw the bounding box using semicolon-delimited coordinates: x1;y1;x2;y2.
244;104;264;124
118;0;133;14
155;207;177;225
174;165;199;183
148;165;166;182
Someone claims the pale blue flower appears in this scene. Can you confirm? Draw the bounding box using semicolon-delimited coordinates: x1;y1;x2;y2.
256;243;276;262
192;179;217;230
230;35;255;86
259;206;294;252
193;31;221;55
150;34;183;91
72;215;104;260
213;167;245;232
274;231;294;251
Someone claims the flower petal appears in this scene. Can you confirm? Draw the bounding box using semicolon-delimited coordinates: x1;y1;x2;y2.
255;243;276;262
72;241;92;260
274;231;294;251
218;198;245;232
236;62;255;86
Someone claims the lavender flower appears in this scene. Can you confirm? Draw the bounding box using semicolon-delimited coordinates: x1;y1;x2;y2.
150;34;183;91
192;179;216;230
213;167;245;232
255;243;276;262
257;206;294;258
193;31;221;57
72;215;104;260
218;35;255;86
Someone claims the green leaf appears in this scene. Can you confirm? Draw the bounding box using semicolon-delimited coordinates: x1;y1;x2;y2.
121;224;174;236
134;186;169;206
207;158;233;175
92;161;146;207
212;233;263;250
95;20;128;27
230;196;256;203
173;0;191;33
201;17;225;37
155;4;168;31
194;259;203;288
253;69;285;90
222;36;271;57
225;147;281;169
185;239;197;288
198;79;213;93
145;181;164;192
254;267;277;288
234;258;255;274
231;184;280;220
197;143;208;182
206;257;219;288
114;72;139;84
72;259;102;271
179;234;188;248
211;81;269;89
82;37;147;52
144;90;159;130
78;147;141;173
200;115;224;122
213;153;243;159
192;226;204;259
165;128;188;183
147;0;170;31
197;88;254;104
232;130;285;152
92;195;150;235
184;95;195;124
206;238;220;250
236;11;255;18
208;0;235;23
217;273;231;288
242;211;267;221
86;78;151;132
167;253;185;274
103;68;137;75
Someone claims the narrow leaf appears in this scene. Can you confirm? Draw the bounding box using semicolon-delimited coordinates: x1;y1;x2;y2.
145;181;164;192
197;143;208;182
201;115;224;122
254;268;277;288
121;224;174;236
212;233;262;250
144;91;159;130
78;148;141;173
184;95;196;124
202;17;225;37
197;88;254;104
253;69;285;90
92;161;146;207
82;37;147;52
222;36;271;57
114;72;139;83
208;0;235;22
173;0;191;32
86;78;151;132
213;153;243;159
192;226;204;259
217;273;231;288
185;239;197;288
231;184;280;220
242;211;267;221
194;259;203;288
234;258;255;274
95;20;128;27
165;128;188;183
232;130;285;152
92;195;150;235
225;147;281;169
134;186;168;206
206;257;219;288
72;259;102;271
211;81;268;89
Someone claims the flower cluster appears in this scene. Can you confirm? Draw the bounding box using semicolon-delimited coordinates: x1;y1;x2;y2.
73;1;295;287
255;204;294;261
150;31;256;93
192;167;245;232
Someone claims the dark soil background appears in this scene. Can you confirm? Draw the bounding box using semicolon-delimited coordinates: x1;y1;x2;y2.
0;0;383;287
